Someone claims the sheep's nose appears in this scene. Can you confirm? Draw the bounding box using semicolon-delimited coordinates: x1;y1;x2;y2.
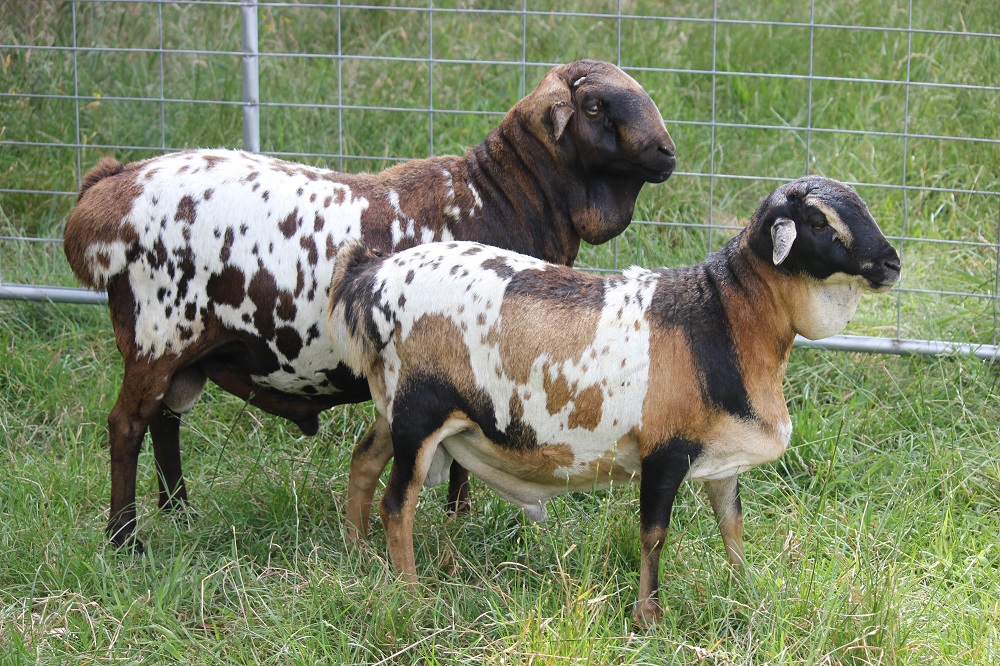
659;143;675;158
884;256;901;274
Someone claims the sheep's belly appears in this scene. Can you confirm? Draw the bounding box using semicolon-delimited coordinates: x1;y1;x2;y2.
437;428;641;521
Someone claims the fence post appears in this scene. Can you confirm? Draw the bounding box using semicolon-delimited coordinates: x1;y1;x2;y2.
240;0;260;153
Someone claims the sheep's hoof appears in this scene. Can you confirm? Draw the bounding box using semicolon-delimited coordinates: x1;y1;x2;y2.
158;488;190;514
632;599;663;629
109;530;145;556
296;416;320;436
345;521;369;544
163;504;197;528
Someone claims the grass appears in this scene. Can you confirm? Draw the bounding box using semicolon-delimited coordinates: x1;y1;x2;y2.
1;300;998;664
2;0;1000;663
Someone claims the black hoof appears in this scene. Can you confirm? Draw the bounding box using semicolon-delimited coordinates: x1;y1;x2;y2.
110;531;145;556
296;416;320;436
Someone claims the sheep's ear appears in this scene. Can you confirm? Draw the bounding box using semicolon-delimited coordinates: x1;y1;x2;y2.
550;102;574;142
771;217;797;265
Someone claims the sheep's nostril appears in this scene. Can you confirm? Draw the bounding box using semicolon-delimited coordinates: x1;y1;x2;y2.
658;143;675;158
884;256;901;273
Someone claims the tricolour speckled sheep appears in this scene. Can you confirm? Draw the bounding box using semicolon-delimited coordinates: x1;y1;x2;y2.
328;176;901;626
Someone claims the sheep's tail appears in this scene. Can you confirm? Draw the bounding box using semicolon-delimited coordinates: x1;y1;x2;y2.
63;156;136;290
77;156;125;200
327;240;389;377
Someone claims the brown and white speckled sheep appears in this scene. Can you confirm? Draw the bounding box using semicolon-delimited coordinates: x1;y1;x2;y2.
62;60;676;551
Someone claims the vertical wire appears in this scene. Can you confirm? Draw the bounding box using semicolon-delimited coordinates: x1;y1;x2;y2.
613;0;622;272
520;0;526;98
805;0;815;174
158;0;166;150
707;0;719;257
895;0;914;338
72;0;82;187
428;0;434;156
337;0;344;170
993;207;1000;345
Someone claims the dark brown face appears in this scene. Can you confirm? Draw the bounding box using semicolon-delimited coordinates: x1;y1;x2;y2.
568;66;677;184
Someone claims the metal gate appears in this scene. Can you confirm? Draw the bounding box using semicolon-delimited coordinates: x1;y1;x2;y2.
2;1;997;360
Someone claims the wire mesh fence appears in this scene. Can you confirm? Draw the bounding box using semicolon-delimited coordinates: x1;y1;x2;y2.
1;0;998;359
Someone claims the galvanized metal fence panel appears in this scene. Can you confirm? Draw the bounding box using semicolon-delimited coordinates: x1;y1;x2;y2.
1;0;997;360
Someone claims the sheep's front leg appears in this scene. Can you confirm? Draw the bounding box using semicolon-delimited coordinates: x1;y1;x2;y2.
705;475;744;567
634;439;701;628
345;417;394;541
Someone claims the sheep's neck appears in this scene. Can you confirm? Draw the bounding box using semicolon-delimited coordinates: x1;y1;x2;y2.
710;246;797;390
458;130;584;266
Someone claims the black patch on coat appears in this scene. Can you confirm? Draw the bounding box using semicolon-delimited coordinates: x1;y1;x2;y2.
276;291;297;321
393;372;539;453
300;235;318;266
205;266;246;306
648;259;754;420
279;209;299;238
149;238;168;269
174;196;197;224
247;265;279;339
173;249;197;302
275;326;303;360
639;438;702;533
220;228;235;263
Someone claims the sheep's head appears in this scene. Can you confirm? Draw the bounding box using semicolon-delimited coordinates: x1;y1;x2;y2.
521;60;675;181
745;176;902;339
515;60;677;245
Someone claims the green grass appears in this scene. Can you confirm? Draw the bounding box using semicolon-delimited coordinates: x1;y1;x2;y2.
2;1;1000;663
2;299;998;664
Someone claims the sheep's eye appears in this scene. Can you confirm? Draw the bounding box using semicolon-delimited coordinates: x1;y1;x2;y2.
584;101;600;117
810;214;827;230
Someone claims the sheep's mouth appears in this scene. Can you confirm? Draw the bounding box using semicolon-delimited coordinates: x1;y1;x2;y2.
866;279;897;293
639;161;675;183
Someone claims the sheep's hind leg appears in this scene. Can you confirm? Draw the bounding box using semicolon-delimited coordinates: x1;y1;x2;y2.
705;475;745;568
446;461;471;514
380;422;449;583
150;409;188;515
345;417;394;542
107;361;176;553
153;365;207;515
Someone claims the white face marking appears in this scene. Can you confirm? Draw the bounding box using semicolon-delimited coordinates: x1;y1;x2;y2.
109;149;374;393
807;197;853;248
